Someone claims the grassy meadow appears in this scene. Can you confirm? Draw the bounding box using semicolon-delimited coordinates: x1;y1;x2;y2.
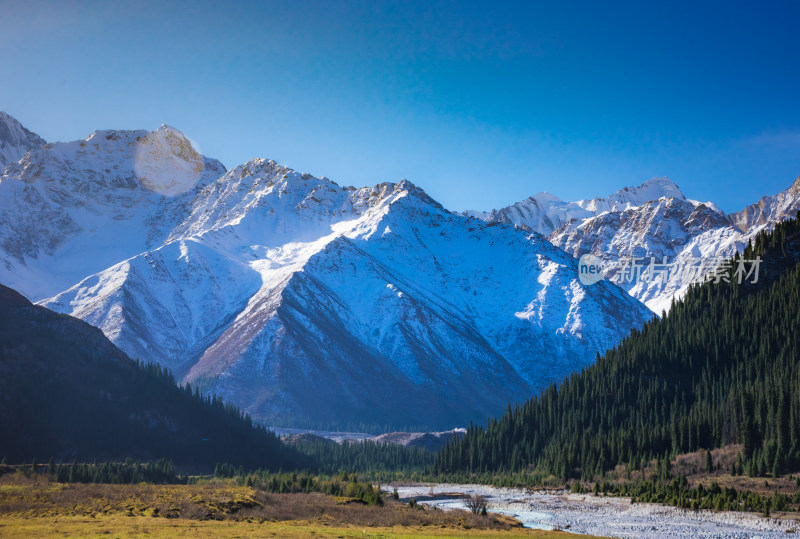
0;474;605;538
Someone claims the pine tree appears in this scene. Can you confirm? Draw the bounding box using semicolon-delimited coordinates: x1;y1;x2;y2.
435;212;800;481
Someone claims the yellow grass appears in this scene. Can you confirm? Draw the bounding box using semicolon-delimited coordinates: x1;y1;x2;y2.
0;479;610;538
0;515;600;538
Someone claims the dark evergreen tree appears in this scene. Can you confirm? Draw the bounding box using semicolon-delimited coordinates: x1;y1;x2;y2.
436;212;800;480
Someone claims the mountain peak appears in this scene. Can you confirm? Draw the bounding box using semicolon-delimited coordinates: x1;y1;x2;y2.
47;125;220;197
531;191;563;203
158;123;182;134
134;125;208;196
374;178;444;212
0;112;46;170
729;174;800;232
791;174;800;193
605;176;685;205
642;176;680;190
572;176;686;215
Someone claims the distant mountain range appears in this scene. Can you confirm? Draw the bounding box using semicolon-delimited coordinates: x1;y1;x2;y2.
0;111;796;429
471;176;800;312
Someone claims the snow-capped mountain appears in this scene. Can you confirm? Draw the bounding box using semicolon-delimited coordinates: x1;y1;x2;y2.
549;196;738;312
730;175;800;233
0;111;46;170
0;113;654;429
0;125;225;299
40;158;652;428
7;110;795;428
477;176;800;313
478;178;689;236
478;192;592;236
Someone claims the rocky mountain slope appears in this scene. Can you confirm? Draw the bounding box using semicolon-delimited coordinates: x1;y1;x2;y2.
479;176;800;312
0;125;225;299
730;176;800;233
478;177;690;236
0;114;653;430
371;429;466;452
0;111;46;171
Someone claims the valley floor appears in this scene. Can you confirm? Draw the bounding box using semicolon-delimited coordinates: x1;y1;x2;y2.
0;479;601;538
0;517;592;539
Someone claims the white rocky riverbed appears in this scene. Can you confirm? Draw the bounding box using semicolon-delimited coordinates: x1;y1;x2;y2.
385;484;799;538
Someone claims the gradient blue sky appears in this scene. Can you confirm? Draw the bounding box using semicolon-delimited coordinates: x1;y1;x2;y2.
1;0;798;212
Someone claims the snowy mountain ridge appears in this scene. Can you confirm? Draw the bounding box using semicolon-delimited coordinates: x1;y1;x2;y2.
474;177;716;236
0;111;46;171
0;113;653;429
2;111;797;427
0;124;225;299
473;176;800;312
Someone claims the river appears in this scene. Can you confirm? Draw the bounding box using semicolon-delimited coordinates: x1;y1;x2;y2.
386;484;798;538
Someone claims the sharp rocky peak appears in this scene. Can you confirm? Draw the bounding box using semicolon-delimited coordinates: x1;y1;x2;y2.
353;178;441;206
580;177;686;212
216;159;439;212
623;176;683;197
224;158;332;188
0;111;47;170
729;174;800;233
790;174;800;196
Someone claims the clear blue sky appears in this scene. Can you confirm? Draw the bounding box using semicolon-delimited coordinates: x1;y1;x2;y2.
1;0;798;213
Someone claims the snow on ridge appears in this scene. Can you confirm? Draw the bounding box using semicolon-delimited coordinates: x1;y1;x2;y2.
467;177;689;239
0;123;654;427
464;172;800;314
0;111;47;171
10;111;799;426
134;125;208;196
0;121;227;301
553;176;800;313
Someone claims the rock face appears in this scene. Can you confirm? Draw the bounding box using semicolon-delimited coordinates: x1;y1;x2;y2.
478;176;800;313
0;114;653;430
729;176;800;233
549;196;740;313
0;111;46;171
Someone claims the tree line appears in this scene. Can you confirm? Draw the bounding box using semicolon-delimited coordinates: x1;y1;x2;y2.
212;467;384;506
435;212;800;482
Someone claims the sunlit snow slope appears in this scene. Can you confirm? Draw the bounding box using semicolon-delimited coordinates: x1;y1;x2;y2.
0;111;46;171
0;114;654;429
476;177;800;312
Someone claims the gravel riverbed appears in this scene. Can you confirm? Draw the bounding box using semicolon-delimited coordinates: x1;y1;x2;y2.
386;484;799;538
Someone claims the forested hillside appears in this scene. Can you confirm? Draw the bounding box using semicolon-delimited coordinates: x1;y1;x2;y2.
436;213;800;480
292;437;434;475
0;284;303;470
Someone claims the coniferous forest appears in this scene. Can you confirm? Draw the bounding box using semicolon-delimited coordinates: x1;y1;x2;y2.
293;437;434;475
435;213;800;481
5;209;800;519
0;283;436;476
0;284;303;470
